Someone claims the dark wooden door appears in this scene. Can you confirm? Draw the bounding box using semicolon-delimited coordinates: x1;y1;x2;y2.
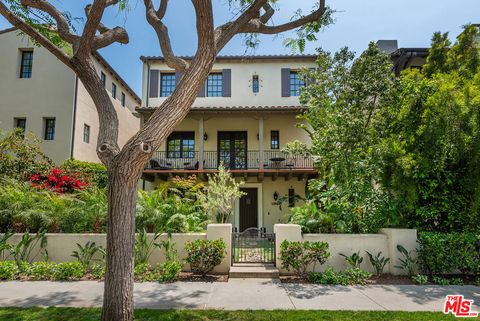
239;188;258;232
218;131;247;169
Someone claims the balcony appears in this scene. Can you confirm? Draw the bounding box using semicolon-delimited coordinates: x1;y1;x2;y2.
143;150;316;181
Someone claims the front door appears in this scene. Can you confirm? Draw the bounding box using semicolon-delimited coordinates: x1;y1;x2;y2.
239;188;258;232
218;131;247;169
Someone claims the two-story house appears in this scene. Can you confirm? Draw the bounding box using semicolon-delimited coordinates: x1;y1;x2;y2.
0;27;141;164
137;55;317;232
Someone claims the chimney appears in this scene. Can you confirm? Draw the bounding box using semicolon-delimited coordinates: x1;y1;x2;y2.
376;40;398;54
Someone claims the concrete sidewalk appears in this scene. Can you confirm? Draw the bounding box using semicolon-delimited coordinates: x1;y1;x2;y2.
0;279;478;311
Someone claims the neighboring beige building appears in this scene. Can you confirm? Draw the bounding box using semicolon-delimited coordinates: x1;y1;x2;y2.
0;27;141;164
138;55;318;232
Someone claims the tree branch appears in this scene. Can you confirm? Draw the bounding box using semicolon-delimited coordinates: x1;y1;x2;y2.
0;2;72;67
259;3;274;23
78;0;107;55
240;1;326;34
191;0;215;53
19;0;79;43
143;0;188;70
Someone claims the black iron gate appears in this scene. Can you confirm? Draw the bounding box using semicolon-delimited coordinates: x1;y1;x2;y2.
232;227;275;264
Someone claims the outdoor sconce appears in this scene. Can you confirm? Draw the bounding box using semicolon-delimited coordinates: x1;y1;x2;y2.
257;133;259;140
204;133;208;141
273;191;279;201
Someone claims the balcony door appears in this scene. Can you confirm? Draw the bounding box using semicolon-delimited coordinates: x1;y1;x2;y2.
218;131;247;169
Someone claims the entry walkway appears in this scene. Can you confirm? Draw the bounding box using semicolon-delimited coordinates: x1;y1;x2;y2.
0;279;478;311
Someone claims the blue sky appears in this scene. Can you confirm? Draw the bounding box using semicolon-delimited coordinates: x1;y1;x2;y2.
1;0;479;96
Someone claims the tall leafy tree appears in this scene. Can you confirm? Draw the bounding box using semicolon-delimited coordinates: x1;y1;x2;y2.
300;43;397;233
0;1;332;320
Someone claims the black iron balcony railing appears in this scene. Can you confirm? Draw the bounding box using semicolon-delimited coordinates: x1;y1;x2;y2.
146;150;313;170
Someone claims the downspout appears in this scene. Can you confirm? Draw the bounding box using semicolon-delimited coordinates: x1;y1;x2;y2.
70;75;79;159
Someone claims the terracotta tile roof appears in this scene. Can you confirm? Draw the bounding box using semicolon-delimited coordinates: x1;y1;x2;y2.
136;105;307;112
140;54;317;62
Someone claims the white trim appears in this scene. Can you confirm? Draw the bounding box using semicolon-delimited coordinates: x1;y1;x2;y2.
234;183;263;231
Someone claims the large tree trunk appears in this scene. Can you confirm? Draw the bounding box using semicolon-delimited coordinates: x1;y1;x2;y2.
101;168;138;321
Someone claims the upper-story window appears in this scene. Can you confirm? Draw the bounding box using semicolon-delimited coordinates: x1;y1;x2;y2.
289;71;305;96
15;118;26;133
100;72;106;87
270;130;279;149
167;131;195;158
44;118;55;140
121;92;126;107
112;83;117;99
20;50;33;78
160;73;176;97
207;73;223;97
83;124;90;143
252;75;259;93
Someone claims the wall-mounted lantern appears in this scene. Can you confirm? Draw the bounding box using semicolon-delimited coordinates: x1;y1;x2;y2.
273;191;279;201
204;133;208;141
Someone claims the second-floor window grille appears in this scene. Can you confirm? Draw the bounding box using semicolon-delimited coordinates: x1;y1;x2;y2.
289;71;305;96
15;118;26;133
160;73;176;97
167;132;195;158
100;72;106;87
20;50;33;78
271;130;279;149
121;92;126;107
83;124;90;143
252;75;259;93
207;73;223;97
44;118;55;140
112;83;117;99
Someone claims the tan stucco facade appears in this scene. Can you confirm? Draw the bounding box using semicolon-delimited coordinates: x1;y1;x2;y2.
0;28;140;164
140;57;316;232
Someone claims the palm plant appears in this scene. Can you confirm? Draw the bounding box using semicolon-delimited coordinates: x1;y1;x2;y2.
72;241;105;269
134;228;161;266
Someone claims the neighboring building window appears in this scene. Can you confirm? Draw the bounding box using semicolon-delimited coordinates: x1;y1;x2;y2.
83;124;90;143
15;118;26;133
121;92;126;107
100;72;106;87
252;75;259;93
271;130;279;149
206;73;222;97
160;73;176;97
20;50;33;78
44;118;55;140
289;71;305;96
166;132;195;158
111;83;117;99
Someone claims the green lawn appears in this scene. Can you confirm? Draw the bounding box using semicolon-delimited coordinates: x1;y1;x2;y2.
0;308;457;321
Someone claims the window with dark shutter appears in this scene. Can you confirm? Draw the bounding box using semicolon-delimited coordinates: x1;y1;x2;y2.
160;73;176;97
149;70;159;98
281;68;290;97
222;69;231;97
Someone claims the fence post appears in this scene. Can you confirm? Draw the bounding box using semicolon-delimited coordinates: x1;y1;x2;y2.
380;228;418;275
207;223;232;274
274;224;302;274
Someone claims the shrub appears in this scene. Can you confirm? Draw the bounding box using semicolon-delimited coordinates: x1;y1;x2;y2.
30;168;88;193
339;251;363;269
60;159;107;188
280;240;330;277
185;239;226;276
417;232;479;276
0;261;19;280
394;244;416;276
134;263;158;282
71;241;105;269
157;261;182;283
52;262;85;280
412;274;428;285
308;267;371;285
28;262;55;280
90;263;105;279
366;251;390;275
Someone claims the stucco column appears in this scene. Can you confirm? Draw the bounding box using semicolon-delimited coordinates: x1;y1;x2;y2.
274;224;302;274
207;223;232;273
380;228;418;275
259;116;264;170
198;117;204;170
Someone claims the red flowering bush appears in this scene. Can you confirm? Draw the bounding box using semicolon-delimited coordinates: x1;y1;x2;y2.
30;168;88;193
